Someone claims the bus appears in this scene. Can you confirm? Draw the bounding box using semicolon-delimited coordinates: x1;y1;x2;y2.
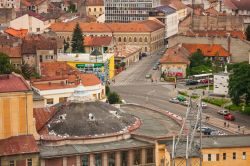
189;73;213;84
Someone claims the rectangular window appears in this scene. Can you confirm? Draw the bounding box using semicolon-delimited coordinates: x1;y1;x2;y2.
82;154;89;166
9;161;14;166
216;154;219;161
223;153;226;160
27;158;32;166
134;149;141;165
146;148;154;163
208;154;211;161
59;97;67;103
95;153;102;166
121;151;128;166
233;152;236;160
243;152;246;160
47;98;54;105
108;152;115;166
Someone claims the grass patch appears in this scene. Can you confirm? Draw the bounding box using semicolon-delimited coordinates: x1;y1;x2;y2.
225;104;250;115
178;91;199;99
202;97;230;107
193;85;213;90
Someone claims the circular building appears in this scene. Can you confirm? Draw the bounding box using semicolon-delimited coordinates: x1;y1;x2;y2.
34;84;181;166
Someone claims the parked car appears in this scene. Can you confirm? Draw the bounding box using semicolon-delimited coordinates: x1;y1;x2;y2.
153;65;158;70
169;98;179;104
224;114;235;121
177;95;186;102
145;74;151;79
186;80;198;85
217;110;230;115
197;126;212;135
180;100;189;106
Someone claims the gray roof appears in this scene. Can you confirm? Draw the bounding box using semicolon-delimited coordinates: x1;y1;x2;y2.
155;5;176;14
202;135;250;148
46;101;137;137
40;138;153;158
33;90;44;101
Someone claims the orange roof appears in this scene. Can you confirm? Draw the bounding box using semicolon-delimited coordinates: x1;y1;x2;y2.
161;0;187;10
84;36;112;46
182;43;230;57
86;0;104;6
4;28;28;39
160;45;190;64
32;61;101;90
50;20;164;33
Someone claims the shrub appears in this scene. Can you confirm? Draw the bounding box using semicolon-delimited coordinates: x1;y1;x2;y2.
108;92;121;104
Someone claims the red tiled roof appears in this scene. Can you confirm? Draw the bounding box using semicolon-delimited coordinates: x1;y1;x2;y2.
0;73;31;93
160;45;190;64
161;0;187;10
0;45;21;58
0;135;39;156
182;43;230;57
4;28;28;39
86;0;103;6
84;36;112;46
33;106;58;131
50;20;164;33
21;0;47;6
31;61;101;90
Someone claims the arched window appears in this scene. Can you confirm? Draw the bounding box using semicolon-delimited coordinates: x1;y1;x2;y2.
94;8;96;12
100;8;102;12
144;37;148;42
145;47;147;52
134;37;137;42
67;36;70;41
129;37;132;42
139;37;142;42
88;8;91;12
118;37;121;42
124;37;126;42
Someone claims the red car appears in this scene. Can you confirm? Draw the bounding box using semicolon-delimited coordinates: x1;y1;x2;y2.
224;114;235;121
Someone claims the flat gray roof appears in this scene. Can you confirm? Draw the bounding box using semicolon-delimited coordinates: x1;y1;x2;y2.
40;138;153;158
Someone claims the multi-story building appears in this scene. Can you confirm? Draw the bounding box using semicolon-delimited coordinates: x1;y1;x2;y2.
50;19;165;55
0;0;20;10
104;0;160;22
149;5;179;40
86;0;104;18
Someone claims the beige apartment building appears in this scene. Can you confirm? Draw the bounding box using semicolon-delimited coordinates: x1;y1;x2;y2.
50;19;165;55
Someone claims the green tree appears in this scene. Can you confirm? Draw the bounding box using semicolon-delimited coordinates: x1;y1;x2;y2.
0;52;14;74
68;2;77;13
105;85;110;96
189;49;209;67
228;62;250;105
71;23;85;53
108;92;121;104
245;25;250;41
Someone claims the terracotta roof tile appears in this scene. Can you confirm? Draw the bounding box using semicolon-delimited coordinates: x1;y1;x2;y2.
33;106;58;131
4;28;28;39
160;45;190;64
182;43;230;57
0;135;39;156
0;45;21;58
0;73;31;93
86;0;103;6
50;20;164;33
161;0;187;10
84;36;112;46
31;61;101;90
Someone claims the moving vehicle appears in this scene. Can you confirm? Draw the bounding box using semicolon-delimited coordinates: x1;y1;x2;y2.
177;95;186;102
185;80;198;85
169;98;179;104
189;73;213;83
197;126;212;135
180;100;189;106
224;114;235;121
197;102;207;109
217;110;230;115
153;65;158;70
145;74;151;79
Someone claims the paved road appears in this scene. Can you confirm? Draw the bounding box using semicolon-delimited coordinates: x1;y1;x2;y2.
110;53;250;134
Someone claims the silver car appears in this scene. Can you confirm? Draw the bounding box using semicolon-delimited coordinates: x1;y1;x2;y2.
169;98;179;104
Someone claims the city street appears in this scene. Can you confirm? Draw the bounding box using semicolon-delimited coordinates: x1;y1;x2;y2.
111;53;250;134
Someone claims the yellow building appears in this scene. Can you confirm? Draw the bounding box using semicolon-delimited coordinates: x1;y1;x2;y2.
57;51;115;82
0;73;38;140
156;135;250;166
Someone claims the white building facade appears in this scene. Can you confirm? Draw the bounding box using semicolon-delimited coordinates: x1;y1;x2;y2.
0;0;20;10
104;0;160;22
213;72;229;96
